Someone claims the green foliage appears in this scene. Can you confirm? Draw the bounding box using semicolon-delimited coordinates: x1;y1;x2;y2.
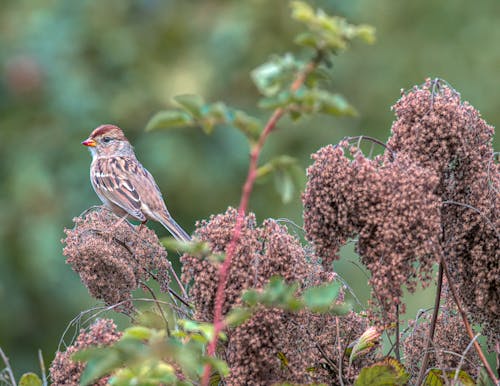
251;53;304;97
258;88;357;119
302;281;341;312
291;1;375;52
476;368;495;386
354;358;409;386
256;155;305;203
225;277;351;330
423;369;475;386
72;320;230;386
241;276;351;315
146;95;262;143
18;373;43;386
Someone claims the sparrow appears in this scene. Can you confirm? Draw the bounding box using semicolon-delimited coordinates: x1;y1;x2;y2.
82;124;191;242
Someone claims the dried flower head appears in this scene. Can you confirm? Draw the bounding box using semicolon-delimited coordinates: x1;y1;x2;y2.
181;207;308;321
303;144;441;322
62;207;170;311
388;79;499;346
282;310;373;385
403;285;481;378
182;207;372;384
49;318;122;385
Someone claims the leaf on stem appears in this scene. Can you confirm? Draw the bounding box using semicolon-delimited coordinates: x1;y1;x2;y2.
145;110;194;131
302;281;341;312
354;358;409;386
18;373;43;386
291;1;375;52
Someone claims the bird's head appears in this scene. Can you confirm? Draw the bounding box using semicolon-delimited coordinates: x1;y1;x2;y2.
82;124;133;158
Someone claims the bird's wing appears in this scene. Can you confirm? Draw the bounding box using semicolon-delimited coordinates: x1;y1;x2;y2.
92;157;147;221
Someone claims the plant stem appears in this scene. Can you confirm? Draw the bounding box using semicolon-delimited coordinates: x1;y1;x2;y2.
415;262;443;385
0;348;16;386
200;55;321;386
395;304;400;362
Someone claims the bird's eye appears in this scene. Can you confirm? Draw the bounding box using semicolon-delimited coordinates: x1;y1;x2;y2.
102;137;112;144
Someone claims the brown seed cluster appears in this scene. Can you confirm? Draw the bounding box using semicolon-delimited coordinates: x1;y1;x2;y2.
303;144;441;321
403;285;480;377
388;79;499;346
62;208;170;311
49;318;122;385
181;207;373;384
181;207;308;321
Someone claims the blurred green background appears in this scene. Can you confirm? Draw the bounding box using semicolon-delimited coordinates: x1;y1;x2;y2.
0;0;498;377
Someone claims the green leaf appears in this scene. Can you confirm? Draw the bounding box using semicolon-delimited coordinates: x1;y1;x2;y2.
122;326;152;340
294;31;319;48
424;369;475;386
161;238;210;257
317;92;357;116
242;289;259;306
258;91;292;110
225;307;254;327
302;281;341;312
145;110;194;131
18;373;43;386
78;349;122;386
251;54;302;97
135;310;170;330
476;368;494;386
329;302;352;315
274;170;294;204
173;94;205;118
290;1;375;52
241;277;302;311
204;357;230;377
354;358;409;386
262;277;301;310
232;110;262;143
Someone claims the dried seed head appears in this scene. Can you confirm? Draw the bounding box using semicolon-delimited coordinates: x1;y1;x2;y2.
49;318;122;385
62;208;170;311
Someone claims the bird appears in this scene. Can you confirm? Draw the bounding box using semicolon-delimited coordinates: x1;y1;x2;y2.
82;124;191;242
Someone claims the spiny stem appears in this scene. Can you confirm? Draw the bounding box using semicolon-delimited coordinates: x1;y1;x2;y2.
200;54;322;386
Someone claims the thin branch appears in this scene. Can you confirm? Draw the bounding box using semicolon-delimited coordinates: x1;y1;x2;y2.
442;200;499;240
453;333;480;383
201;52;324;386
57;298;182;351
429;339;451;386
335;316;345;386
343;135;396;161
438;247;498;384
415;262;443;385
395;304;400;362
0;348;16;386
38;349;48;386
289;319;340;374
140;280;170;335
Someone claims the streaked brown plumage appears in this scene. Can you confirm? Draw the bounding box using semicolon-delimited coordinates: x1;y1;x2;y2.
82;124;191;242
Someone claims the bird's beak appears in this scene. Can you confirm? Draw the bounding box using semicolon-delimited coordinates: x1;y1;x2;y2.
81;138;97;147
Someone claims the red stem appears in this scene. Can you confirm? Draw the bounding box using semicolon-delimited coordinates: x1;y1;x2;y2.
201;58;319;385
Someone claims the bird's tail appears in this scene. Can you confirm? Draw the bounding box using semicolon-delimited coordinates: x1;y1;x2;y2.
159;214;191;242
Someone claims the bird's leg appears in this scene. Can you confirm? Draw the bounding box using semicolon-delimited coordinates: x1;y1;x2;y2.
109;213;130;234
139;219;148;231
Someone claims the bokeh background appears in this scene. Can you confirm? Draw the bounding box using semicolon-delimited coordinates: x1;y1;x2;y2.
0;0;498;377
